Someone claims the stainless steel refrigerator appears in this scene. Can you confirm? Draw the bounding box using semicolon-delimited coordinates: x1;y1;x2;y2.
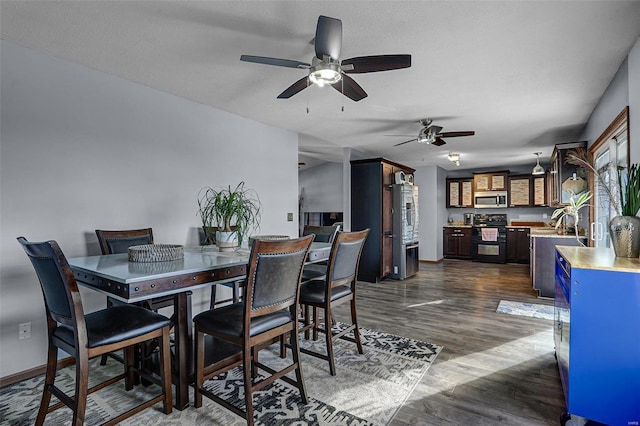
389;184;419;280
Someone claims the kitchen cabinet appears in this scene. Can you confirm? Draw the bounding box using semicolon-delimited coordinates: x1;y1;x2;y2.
506;227;529;263
549;141;587;206
446;178;474;208
473;171;508;192
554;246;640;425
351;158;414;282
531;233;585;297
508;175;548;207
443;227;472;259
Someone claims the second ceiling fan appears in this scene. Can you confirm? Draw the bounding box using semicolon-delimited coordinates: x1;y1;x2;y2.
393;118;475;147
240;15;411;102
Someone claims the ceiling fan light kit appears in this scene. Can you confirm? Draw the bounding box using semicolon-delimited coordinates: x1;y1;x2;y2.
532;152;545;175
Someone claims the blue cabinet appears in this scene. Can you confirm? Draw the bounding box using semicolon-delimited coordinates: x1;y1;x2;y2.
554;246;640;425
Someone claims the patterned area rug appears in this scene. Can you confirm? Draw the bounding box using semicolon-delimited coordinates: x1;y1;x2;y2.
496;300;555;320
0;325;441;425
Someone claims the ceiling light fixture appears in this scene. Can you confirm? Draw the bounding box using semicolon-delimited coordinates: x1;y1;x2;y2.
308;59;342;88
417;128;436;144
448;152;460;166
532;152;545;175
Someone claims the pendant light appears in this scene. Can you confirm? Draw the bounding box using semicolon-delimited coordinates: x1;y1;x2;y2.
532;152;545;175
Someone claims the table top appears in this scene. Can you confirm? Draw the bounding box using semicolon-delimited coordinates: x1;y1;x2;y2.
556;245;640;273
68;242;331;284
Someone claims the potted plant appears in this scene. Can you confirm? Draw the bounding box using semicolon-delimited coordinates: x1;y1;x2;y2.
197;182;261;251
551;190;592;246
566;148;640;257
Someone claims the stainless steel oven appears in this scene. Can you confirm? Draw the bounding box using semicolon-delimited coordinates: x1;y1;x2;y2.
471;214;507;263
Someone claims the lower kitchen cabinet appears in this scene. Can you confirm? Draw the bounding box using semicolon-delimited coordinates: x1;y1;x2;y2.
443;227;471;259
506;227;529;263
554;246;640;426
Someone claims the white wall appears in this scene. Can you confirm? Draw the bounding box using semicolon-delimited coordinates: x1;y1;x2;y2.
413;165;444;262
0;41;299;377
298;162;344;213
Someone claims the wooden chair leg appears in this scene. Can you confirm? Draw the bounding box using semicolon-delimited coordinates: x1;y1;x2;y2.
124;345;135;390
72;354;89;426
303;305;311;340
325;307;336;376
194;326;204;408
243;349;255;426
289;325;308;403
351;299;364;354
312;307;319;341
35;343;58;426
159;327;173;415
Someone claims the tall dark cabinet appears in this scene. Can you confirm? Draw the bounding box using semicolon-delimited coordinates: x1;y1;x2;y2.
351;158;415;282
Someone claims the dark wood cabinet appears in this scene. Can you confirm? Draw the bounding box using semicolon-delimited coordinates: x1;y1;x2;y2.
549;141;587;206
443;227;472;259
508;175;547;207
446;178;474;208
473;171;508;192
506;227;530;263
351;158;414;282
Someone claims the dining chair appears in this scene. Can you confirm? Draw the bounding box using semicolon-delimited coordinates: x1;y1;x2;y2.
17;237;172;426
290;229;369;376
95;228;190;367
300;224;340;283
193;234;314;426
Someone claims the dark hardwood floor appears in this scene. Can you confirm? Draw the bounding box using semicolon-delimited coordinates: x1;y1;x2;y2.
333;259;565;425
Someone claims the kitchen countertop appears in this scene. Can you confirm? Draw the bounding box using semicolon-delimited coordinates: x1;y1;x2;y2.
557;246;640;273
444;224;472;228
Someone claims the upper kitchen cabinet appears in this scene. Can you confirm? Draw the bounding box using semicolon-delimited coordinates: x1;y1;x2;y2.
508;174;547;207
549;141;587;206
351;158;415;283
473;171;508;192
446;178;474;208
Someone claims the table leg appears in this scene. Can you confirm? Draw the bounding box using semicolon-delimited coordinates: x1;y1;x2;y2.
173;292;192;410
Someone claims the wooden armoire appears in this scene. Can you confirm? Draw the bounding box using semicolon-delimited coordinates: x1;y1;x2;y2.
351;158;415;282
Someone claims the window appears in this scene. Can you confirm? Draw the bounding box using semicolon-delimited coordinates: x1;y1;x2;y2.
589;107;629;247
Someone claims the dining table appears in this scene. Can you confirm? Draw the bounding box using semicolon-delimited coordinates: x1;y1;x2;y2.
67;242;331;410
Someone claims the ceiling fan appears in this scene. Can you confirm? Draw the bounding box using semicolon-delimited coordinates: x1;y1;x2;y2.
240;15;411;102
393;118;475;147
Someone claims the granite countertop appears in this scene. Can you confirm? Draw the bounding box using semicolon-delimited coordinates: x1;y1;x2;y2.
557;246;640;273
444;224;472;228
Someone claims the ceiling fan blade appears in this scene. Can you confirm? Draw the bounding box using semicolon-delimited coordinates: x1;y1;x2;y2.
332;74;368;102
394;138;418;147
315;16;342;60
432;137;447;146
341;55;411;73
240;55;310;69
437;131;475;138
277;76;309;99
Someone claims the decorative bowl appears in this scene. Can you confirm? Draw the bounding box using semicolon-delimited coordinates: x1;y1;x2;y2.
128;244;184;262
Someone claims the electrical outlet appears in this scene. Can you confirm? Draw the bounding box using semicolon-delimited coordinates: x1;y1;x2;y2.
19;322;31;340
543;213;548;219
287;213;293;222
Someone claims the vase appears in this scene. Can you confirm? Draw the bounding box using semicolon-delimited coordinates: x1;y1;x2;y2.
609;215;640;258
216;230;239;252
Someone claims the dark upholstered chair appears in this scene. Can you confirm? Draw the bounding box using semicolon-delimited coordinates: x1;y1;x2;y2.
293;229;369;376
17;237;172;426
95;228;191;366
193;235;314;426
300;224;340;283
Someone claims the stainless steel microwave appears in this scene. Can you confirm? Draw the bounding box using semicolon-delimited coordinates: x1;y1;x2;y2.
474;191;508;208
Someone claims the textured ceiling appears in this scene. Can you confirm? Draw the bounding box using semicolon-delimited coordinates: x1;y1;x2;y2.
2;1;640;171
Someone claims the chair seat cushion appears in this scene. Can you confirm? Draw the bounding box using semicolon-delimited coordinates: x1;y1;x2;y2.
301;268;326;282
299;280;352;304
194;302;293;338
54;305;171;348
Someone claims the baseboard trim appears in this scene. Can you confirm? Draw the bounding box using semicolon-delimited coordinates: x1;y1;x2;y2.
0;357;74;388
420;259;443;264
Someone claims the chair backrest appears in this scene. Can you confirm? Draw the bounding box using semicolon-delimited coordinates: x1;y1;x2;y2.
17;237;84;329
325;229;370;290
302;224;340;243
244;235;314;319
95;228;154;255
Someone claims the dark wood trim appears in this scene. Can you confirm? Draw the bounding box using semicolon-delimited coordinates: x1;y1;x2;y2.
419;259;443;264
350;157;415;173
0;356;75;388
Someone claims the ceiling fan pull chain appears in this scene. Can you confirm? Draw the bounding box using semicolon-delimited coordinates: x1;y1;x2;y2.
341;77;344;112
306;78;310;114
